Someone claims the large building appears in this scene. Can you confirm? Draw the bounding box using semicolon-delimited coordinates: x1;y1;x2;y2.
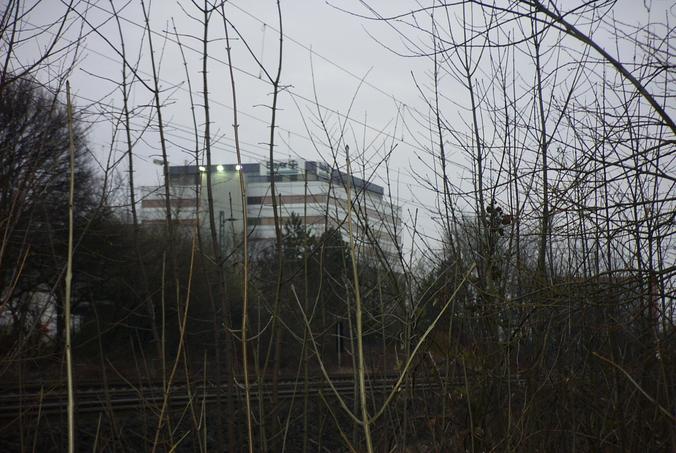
138;159;401;262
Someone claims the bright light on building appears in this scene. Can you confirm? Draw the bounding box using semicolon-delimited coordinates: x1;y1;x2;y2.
235;164;242;171
198;166;206;172
216;164;224;172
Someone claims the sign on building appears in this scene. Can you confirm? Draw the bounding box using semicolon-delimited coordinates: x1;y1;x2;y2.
260;159;305;176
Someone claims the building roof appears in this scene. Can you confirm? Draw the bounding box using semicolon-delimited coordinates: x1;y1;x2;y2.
168;161;385;196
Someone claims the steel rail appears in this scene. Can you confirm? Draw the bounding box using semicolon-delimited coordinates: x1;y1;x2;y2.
0;375;455;419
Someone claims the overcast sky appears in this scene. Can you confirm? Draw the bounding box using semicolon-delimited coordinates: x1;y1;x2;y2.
13;0;673;253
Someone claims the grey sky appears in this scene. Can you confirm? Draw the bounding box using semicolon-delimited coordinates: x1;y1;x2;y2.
12;0;673;254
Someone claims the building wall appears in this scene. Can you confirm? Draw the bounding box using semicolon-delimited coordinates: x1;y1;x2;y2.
137;161;401;263
138;184;199;226
200;170;244;250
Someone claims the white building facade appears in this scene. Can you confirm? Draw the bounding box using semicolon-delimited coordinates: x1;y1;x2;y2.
138;160;401;263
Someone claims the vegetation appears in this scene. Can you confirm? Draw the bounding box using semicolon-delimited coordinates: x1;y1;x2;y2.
0;1;673;452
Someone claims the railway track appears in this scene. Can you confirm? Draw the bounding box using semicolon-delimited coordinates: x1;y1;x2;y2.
0;375;445;418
